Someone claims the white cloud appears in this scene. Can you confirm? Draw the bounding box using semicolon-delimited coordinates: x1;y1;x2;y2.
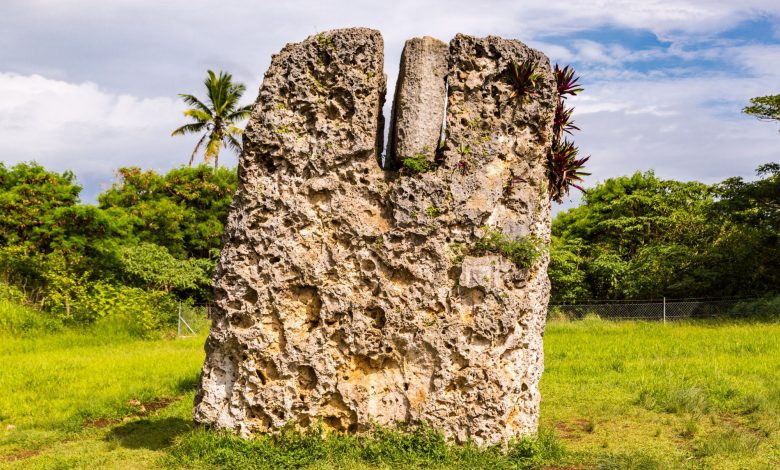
569;73;779;184
0;0;778;208
0;73;220;200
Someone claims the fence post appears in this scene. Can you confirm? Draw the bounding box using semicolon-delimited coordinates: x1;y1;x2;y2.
177;301;182;337
663;297;666;324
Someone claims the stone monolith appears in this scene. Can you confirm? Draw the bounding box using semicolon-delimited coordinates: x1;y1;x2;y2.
194;28;556;446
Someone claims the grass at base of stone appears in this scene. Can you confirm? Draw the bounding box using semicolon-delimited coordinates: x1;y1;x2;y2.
164;425;565;470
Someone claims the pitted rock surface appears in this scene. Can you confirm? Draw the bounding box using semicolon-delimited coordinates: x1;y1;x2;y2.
194;28;555;446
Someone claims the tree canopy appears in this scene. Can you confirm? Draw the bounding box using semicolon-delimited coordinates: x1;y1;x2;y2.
0;163;237;329
549;166;780;303
172;70;253;168
743;94;780;131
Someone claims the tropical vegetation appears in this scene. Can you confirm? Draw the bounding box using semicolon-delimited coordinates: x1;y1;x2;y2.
549;164;780;303
0;162;236;335
743;93;780;131
172;70;252;168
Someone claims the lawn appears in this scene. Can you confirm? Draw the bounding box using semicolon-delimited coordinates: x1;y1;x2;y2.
1;306;778;469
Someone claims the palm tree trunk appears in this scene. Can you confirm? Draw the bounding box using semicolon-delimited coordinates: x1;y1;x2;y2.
190;134;208;167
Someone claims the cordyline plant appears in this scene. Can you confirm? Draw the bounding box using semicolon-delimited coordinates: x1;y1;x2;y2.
547;64;589;203
555;64;584;97
553;100;579;138
547;139;590;202
507;61;541;103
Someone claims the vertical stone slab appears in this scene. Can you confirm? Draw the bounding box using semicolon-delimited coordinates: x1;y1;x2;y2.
193;28;389;436
195;30;556;447
383;34;555;444
386;36;448;170
434;33;556;443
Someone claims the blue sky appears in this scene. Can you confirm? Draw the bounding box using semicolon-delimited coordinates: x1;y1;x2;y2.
0;0;778;209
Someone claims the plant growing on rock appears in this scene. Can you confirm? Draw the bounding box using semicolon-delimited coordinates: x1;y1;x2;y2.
452;227;545;269
473;228;544;269
553;101;579;139
547;139;590;202
402;154;436;174
507;61;541;103
554;64;584;98
547;64;589;203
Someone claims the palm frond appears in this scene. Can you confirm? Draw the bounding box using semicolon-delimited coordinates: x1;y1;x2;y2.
226;125;244;136
178;94;213;116
183;108;213;122
226;104;253;122
225;133;243;154
189;133;208;167
171;122;207;136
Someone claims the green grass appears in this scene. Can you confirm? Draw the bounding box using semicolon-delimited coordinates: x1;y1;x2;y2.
0;300;207;468
1;300;779;469
540;319;780;469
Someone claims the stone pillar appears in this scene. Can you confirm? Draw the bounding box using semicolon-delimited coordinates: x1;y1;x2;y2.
386;36;448;170
193;27;389;435
194;29;556;446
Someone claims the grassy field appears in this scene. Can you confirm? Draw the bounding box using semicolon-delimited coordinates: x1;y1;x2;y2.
0;302;778;469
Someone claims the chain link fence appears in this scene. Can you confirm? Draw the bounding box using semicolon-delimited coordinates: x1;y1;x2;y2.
549;297;779;322
174;297;778;336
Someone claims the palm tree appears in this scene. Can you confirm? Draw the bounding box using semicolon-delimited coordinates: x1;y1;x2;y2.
172;70;253;169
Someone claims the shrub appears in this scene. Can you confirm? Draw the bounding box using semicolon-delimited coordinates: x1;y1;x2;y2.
473;228;545;269
401;154;436;174
729;296;780;319
0;295;63;335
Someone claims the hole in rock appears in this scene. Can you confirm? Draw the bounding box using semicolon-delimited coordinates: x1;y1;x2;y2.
360;258;377;272
366;306;386;329
297;365;318;391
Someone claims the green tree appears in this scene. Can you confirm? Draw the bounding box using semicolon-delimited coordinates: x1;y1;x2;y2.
551;171;716;300
0;162;80;247
548;237;588;303
706;163;780;294
550;167;780;301
98;165;237;260
172;70;253;168
743;94;780;131
116;242;212;293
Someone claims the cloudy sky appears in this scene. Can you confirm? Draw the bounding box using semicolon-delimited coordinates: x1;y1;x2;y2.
1;1;778;207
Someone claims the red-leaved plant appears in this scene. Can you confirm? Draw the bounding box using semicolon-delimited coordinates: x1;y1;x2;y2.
548;139;590;201
507;61;541;103
548;64;589;203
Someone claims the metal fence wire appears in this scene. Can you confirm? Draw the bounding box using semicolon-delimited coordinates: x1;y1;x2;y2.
174;298;775;336
548;298;769;322
176;302;213;337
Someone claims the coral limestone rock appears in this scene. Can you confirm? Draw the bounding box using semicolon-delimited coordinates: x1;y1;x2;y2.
387;36;449;170
194;28;555;446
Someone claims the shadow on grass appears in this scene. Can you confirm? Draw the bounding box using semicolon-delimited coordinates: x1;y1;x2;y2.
174;371;201;394
108;417;192;451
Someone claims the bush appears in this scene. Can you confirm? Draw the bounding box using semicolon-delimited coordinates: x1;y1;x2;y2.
729;296;780;319
0;296;63;335
473;228;545;269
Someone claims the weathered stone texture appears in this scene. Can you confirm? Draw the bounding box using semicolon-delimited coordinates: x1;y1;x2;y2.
194;28;555;446
386;36;449;169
